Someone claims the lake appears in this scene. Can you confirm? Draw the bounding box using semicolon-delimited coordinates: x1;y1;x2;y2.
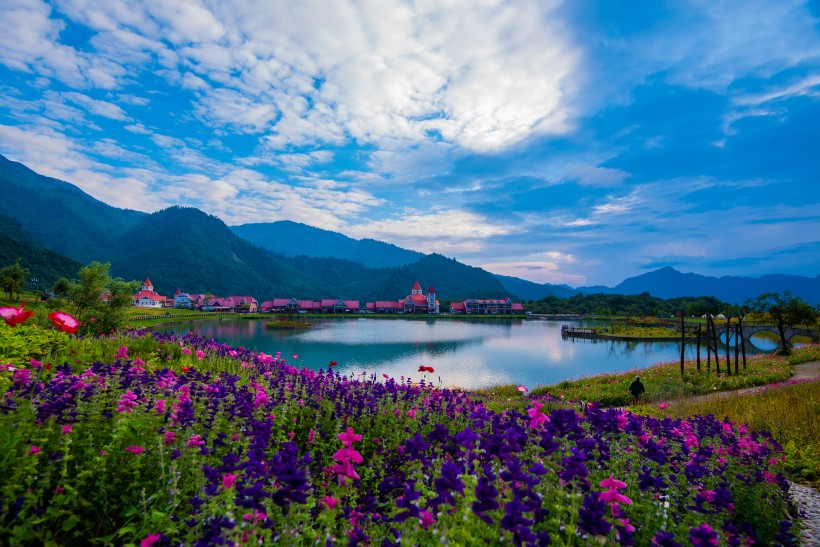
159;317;782;389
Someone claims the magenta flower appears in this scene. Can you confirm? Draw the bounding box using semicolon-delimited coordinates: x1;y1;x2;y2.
154;399;166;415
599;488;633;505
600;474;627;490
126;445;145;455
222;472;238;489
48;311;79;334
322;495;340;509
517;385;528;393
182;347;192;355
140;533;162;547
29;445;42;454
61;425;72;435
117;390;139;413
419;509;435;530
195;349;205;360
0;302;33;327
187;434;205;447
338;427;362;447
114;346;129;360
164;431;175;445
658;402;669;410
526;401;550;429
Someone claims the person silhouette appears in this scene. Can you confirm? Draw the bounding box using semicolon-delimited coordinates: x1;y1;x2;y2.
629;375;645;404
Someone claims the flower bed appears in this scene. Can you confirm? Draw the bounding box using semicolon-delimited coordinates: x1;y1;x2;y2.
0;327;801;545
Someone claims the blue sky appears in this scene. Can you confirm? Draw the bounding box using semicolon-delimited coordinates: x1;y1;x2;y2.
1;0;819;287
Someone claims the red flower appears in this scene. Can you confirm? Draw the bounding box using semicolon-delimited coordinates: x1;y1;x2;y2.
329;361;338;367
418;366;434;373
48;311;79;334
1;302;33;327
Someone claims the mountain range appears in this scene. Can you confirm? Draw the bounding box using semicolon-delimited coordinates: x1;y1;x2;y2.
1;153;818;305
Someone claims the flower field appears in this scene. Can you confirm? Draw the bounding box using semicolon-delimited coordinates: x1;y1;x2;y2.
0;318;803;545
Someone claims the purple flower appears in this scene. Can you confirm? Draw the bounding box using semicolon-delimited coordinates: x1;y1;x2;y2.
689;523;720;546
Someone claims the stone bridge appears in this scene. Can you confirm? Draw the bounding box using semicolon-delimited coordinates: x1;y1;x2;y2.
710;323;820;344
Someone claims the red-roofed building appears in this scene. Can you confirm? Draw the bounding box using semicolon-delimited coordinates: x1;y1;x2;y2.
200;296;258;313
133;278;167;308
396;281;439;314
449;297;523;315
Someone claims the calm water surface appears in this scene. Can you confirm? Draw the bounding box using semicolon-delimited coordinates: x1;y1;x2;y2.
160;318;779;389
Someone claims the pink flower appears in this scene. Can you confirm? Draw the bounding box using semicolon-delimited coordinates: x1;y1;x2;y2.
154;399;166;415
164;431;175;445
126;445;145;455
182;347;192;355
600;474;627;490
658;402;669;410
29;445;42;454
48;311;79;334
526;401;550;429
419;509;435;530
599;488;633;505
117;390;139;413
405;409;416;419
114;346;129;360
187;435;205;447
1;302;33;327
333;446;364;464
517;385;528;393
195;349;205;360
222;472;238;489
322;495;340;510
293;354;298;359
338;427;362;447
140;533;162;547
61;425;72;435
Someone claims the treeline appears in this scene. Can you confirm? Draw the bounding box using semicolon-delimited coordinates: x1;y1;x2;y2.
525;292;728;317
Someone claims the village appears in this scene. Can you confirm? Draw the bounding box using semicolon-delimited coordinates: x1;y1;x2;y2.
132;278;525;315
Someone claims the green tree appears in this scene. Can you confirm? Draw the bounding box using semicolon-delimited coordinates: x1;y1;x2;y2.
746;291;819;354
0;259;29;300
52;277;71;298
67;262;139;334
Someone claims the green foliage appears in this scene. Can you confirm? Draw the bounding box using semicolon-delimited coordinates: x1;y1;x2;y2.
0;213;84;292
528;291;728;317
0;259;28;299
746;291;820;353
66;262;140;335
0;323;69;363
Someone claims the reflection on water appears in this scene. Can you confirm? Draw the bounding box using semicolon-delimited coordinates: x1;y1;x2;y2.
160;318;773;390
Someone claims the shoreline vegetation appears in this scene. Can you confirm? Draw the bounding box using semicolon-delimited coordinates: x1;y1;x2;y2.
2;294;819;544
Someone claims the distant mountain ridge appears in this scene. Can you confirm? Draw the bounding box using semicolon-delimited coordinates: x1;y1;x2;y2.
593;266;820;305
2;153;817;304
498;267;820;305
231;221;424;269
0;155;510;301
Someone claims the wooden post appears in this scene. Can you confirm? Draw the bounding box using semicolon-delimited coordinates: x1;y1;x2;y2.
679;311;685;377
706;316;711;374
739;315;747;369
710;315;721;374
734;324;740;375
696;325;702;372
725;318;731;376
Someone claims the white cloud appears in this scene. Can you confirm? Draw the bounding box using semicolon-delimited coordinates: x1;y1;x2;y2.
479;260;586;285
347;210;510;254
563;163;629;187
